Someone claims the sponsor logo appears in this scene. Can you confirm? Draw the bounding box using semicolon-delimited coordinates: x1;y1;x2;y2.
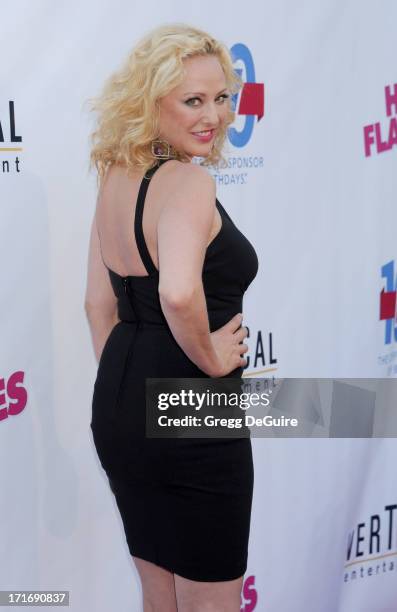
344;503;397;583
210;44;264;186
364;83;397;157
380;260;397;345
378;260;397;375
229;43;264;148
0;371;27;421
243;328;278;378
240;574;258;611
0;100;23;174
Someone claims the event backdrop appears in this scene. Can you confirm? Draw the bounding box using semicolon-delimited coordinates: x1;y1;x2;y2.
1;1;397;610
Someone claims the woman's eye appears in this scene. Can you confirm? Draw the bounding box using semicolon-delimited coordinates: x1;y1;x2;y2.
185;94;230;107
185;97;201;106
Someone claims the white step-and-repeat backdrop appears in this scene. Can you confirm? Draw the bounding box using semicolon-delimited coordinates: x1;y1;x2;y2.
1;1;396;610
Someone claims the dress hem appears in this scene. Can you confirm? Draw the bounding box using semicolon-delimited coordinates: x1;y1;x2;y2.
130;550;247;583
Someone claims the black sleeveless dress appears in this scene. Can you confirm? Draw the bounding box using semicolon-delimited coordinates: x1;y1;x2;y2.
90;158;259;582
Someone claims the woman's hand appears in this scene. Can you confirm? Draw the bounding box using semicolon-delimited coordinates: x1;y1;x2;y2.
207;314;249;377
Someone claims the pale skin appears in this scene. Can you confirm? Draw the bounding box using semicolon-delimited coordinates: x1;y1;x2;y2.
85;54;249;611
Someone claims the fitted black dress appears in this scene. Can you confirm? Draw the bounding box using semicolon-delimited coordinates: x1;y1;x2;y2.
90;158;258;582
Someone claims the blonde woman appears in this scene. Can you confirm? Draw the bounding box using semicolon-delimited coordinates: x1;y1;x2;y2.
85;23;258;612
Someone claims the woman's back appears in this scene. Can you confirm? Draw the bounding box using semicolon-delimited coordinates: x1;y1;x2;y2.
95;160;222;279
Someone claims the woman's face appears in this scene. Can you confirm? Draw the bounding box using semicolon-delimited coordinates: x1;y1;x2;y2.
157;54;230;160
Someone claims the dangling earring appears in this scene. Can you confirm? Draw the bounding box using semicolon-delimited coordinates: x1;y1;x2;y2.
151;139;171;159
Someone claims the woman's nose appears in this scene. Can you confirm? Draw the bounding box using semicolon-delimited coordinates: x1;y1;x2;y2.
201;102;220;126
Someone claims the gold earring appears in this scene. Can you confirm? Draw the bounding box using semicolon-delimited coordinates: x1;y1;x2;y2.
151;139;171;159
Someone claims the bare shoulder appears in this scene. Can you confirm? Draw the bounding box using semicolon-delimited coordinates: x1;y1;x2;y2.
155;160;215;194
97;162;127;199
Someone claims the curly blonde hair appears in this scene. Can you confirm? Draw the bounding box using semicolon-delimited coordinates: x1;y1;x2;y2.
86;23;242;186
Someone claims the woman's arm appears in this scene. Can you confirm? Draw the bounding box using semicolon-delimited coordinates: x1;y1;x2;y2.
84;211;119;363
156;162;223;376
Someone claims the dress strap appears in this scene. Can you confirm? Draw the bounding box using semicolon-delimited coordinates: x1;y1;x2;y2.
134;158;169;276
216;199;233;224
